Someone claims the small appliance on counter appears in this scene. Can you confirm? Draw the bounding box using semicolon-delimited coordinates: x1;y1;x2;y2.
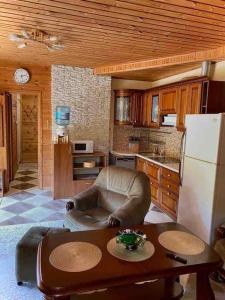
128;136;140;153
72;140;94;154
161;114;177;126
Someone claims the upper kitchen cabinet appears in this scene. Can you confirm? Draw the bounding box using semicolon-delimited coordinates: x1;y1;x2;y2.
114;90;144;126
176;85;189;131
141;90;150;127
159;87;178;114
176;79;225;131
130;90;144;127
114;90;132;125
188;82;202;114
148;92;160;128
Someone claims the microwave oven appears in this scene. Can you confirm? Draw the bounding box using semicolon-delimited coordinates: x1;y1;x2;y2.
72;140;94;153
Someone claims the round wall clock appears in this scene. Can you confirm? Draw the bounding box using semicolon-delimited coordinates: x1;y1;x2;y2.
14;68;30;84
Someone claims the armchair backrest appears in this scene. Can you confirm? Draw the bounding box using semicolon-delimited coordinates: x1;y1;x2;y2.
94;166;150;213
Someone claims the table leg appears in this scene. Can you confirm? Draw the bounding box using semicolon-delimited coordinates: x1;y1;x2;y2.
196;272;215;300
164;276;183;299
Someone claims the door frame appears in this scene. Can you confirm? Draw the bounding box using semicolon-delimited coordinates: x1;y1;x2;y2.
10;90;42;188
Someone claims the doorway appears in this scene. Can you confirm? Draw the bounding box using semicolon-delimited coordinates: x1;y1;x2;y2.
11;92;39;188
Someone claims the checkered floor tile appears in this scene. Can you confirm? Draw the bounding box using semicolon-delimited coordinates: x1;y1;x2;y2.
0;163;68;226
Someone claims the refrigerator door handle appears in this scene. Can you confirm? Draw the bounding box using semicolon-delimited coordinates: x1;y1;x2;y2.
179;130;186;186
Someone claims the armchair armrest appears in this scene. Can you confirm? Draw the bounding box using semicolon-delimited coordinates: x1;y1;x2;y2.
66;186;99;212
109;196;149;227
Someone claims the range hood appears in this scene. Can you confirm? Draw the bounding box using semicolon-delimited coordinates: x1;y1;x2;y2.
161;114;177;126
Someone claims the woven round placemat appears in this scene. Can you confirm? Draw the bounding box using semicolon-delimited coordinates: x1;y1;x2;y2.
107;237;155;262
49;242;102;272
158;231;205;255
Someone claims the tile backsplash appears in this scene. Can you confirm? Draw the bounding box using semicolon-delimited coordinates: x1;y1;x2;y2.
113;125;183;158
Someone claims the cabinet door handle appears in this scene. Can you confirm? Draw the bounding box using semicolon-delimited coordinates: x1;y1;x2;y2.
167;184;171;188
167;192;170;196
167;174;171;177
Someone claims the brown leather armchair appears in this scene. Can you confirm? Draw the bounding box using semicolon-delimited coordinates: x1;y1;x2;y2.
64;166;151;231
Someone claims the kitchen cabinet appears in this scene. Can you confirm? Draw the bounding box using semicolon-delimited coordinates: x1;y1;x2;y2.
136;157;146;173
136;157;180;219
176;85;189;131
160;87;178;114
114;90;131;125
114;77;225;130
145;160;160;181
149;180;160;204
140;91;160;128
114;90;144;126
130;90;144;126
53;143;107;199
150;94;160;127
141;91;150;127
188;82;202;114
161;188;178;218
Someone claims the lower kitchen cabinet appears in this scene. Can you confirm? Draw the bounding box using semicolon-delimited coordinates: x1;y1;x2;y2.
136;157;180;219
161;188;178;218
149;179;160;205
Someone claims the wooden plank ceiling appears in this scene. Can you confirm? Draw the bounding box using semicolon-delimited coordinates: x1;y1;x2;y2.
0;0;225;80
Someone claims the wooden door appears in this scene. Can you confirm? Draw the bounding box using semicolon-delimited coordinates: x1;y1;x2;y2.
12;95;18;177
176;85;189;131
188;82;202;114
160;88;178;114
0;92;13;190
21;95;38;163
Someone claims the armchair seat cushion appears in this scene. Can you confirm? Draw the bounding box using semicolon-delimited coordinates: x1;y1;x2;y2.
64;207;110;231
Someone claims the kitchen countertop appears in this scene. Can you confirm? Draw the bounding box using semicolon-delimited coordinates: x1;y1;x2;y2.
110;150;180;173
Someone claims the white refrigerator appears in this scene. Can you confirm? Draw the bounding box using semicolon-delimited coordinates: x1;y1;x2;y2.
178;113;225;245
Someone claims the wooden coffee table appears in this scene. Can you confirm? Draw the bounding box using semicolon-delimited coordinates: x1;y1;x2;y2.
37;223;222;300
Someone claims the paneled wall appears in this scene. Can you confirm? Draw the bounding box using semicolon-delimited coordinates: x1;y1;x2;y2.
0;64;51;188
21;94;38;163
52;65;111;153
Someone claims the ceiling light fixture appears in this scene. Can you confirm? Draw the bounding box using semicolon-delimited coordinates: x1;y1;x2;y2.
17;42;27;49
8;29;64;52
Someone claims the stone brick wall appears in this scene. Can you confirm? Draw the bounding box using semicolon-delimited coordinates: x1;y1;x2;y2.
52;65;111;153
113;125;183;158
